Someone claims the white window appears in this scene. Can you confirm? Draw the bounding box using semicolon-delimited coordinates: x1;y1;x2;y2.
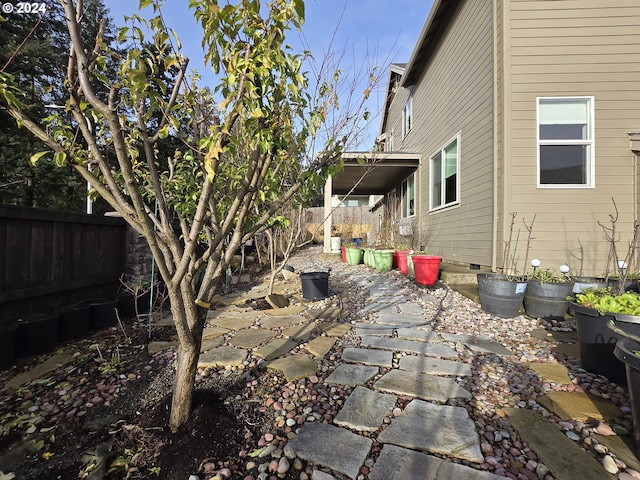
402;90;412;138
387;129;394;152
430;135;459;210
401;173;415;218
537;97;594;188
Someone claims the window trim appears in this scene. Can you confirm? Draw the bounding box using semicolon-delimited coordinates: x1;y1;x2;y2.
402;89;413;139
536;96;595;189
429;133;460;212
401;172;415;218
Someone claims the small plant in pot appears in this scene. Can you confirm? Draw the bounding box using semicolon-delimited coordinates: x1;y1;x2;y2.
477;213;535;318
523;262;575;320
571;199;640;384
343;240;364;265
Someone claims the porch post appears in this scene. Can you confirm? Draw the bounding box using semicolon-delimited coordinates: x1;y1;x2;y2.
323;175;333;253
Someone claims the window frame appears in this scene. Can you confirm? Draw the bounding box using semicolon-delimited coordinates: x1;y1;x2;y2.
400;172;415;218
536;96;595;189
429;134;460;212
402;89;413;139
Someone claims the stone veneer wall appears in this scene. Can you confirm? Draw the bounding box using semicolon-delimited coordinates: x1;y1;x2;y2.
125;224;154;284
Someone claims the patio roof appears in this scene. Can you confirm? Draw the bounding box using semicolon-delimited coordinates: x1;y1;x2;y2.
331;151;420;196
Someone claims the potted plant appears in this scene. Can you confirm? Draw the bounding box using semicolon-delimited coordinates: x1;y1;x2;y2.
572;287;640;385
393;244;411;274
477;213;535;318
523;263;575;319
343;242;364;265
410;251;442;287
571;201;640;383
372;246;394;272
613;325;640;455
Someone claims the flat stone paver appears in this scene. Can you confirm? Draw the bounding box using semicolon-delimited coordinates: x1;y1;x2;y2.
537;391;621;421
207;308;254;318
287;423;372;480
148;341;178;355
325;364;379;386
267;354;317;381
377;399;483;463
202;326;229;339
228;328;276;349
399;355;472;377
283;322;316;341
439;333;513;356
342;347;393;367
397;328;441;343
552;343;581;359
198;346;247;368
360;336;457;358
208;316;255;330
262;305;307;316
307;306;341;320
371;444;502;480
312;472;337;480
200;336;225;352
334;386;397;431
374;369;471;402
305;336;336;358
253;338;299;361
528;362;570;384
398;303;424;315
374;313;427;327
363;303;398;313
266;293;289;308
6;353;76;389
320;323;351;337
260;314;308;329
354;323;394;336
506;408;610;480
594;433;640;472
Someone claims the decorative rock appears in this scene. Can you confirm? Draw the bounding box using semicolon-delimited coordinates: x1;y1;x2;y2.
603;455;619;474
277;457;290;474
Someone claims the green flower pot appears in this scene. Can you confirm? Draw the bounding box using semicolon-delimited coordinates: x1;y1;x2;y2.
373;249;393;272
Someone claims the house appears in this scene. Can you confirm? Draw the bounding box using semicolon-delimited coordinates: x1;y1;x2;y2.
326;0;640;276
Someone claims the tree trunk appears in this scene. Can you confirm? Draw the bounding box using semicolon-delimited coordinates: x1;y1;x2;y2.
167;285;206;432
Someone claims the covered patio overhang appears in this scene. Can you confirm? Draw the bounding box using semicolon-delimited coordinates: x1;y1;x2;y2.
323;151;420;253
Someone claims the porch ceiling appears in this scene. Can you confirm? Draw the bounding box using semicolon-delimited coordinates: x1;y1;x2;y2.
331;152;420;196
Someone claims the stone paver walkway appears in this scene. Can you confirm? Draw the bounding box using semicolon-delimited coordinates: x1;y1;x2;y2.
185;259;626;480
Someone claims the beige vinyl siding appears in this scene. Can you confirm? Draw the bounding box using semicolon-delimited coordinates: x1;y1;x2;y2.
402;0;494;265
506;0;640;275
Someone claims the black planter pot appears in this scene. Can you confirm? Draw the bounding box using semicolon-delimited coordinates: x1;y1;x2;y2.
80;298;118;329
300;271;330;300
0;323;18;370
572;302;640;385
524;280;575;320
15;313;59;358
112;291;151;320
477;273;527;318
57;303;90;342
614;337;640;457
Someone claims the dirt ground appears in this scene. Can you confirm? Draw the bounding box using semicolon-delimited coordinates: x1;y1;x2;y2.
0;315;300;480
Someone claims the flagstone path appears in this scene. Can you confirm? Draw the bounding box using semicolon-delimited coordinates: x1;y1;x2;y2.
148;264;626;480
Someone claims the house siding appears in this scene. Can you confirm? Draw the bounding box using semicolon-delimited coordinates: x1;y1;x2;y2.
507;0;640;275
401;0;495;265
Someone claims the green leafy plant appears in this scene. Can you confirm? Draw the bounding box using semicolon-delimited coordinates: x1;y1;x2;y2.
574;288;640;315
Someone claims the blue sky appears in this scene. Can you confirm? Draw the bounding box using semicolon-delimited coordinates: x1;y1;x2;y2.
106;0;433;148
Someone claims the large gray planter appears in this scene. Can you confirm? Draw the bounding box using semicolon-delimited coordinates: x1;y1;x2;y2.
477;273;527;318
524;280;575;319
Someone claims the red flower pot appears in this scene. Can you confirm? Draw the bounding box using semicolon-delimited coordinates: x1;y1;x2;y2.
341;246;347;263
412;255;442;286
395;250;410;275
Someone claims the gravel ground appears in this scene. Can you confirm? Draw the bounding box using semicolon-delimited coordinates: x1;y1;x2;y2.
1;245;638;480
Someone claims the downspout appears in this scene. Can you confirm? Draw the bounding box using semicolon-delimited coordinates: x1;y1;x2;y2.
490;0;499;272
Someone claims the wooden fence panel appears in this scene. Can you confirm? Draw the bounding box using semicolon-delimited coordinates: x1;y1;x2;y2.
0;205;127;324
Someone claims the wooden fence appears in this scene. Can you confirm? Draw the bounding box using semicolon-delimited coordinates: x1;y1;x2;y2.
0;205;127;324
304;206;377;242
